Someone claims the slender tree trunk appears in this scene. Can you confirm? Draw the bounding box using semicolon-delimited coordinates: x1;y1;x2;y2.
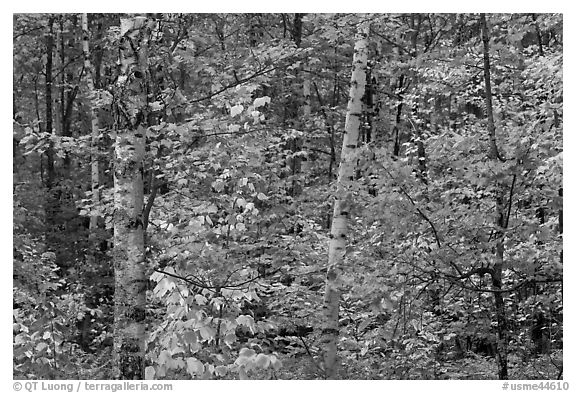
312;81;336;184
362;64;376;143
287;12;305;197
93;18;104;89
481;14;503;162
331;46;339;107
532;14;545;57
322;21;369;379
492;184;508;379
82;13;101;236
392;75;405;157
44;16;58;255
481;13;508;380
292;13;304;47
55;17;64;137
45;17;55;190
62;16;78;141
112;16;152;380
56;16;78;168
411;120;427;185
303;71;311;117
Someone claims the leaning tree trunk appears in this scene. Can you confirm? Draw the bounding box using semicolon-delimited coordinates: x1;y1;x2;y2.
321;21;369;379
112;15;153;380
481;13;509;380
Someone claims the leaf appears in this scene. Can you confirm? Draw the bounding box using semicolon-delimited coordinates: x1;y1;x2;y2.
194;294;208;305
238;366;249;380
236;315;256;332
253;96;271;108
145;366;156;380
214;365;228;377
157;349;172;366
239;347;256;358
183;330;197;344
230;104;244;117
254;353;270;369
149;101;164;111
186;357;205;376
223;332;237;347
199;326;216;341
358;318;371;332
270;355;283;370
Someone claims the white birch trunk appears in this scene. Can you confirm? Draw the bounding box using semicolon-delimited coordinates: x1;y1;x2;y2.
322;22;369;379
112;16;151;380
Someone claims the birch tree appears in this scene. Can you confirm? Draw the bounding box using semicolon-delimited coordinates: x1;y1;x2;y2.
322;21;369;379
112;16;153;379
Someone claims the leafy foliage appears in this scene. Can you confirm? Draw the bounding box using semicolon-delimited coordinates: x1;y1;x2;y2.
13;13;562;380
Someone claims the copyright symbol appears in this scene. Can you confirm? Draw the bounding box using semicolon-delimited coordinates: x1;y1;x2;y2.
13;382;22;391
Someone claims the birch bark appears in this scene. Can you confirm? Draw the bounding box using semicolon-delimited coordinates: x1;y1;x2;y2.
112;15;152;380
322;21;369;379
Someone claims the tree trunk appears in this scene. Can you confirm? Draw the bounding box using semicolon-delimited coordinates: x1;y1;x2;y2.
303;69;311;117
44;16;58;255
481;13;508;380
58;15;78;167
492;184;509;379
532;14;545;57
82;13;101;236
287;13;305;197
44;17;55;190
392;75;405;157
322;21;369;379
481;14;503;162
55;17;64;137
112;16;152;380
362;64;379;143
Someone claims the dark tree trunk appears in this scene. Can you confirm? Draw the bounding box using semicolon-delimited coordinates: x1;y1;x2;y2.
481;13;508;380
45;17;55;189
44;16;59;260
480;13;503;162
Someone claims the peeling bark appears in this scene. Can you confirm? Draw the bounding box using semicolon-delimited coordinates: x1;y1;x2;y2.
113;16;153;380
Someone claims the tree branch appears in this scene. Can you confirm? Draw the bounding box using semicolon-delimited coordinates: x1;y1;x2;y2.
447;277;562;294
445;266;495;281
383;167;441;248
504;174;516;229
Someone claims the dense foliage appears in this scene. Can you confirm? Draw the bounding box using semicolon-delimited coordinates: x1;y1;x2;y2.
13;13;562;380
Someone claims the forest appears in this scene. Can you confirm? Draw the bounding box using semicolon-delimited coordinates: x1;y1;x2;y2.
13;13;563;380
